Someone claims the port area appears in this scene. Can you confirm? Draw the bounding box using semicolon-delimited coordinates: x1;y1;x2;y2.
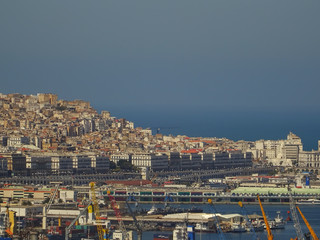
109;193;315;205
107;212;262;233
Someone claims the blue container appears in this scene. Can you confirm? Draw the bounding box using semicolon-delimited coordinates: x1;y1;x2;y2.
306;176;310;186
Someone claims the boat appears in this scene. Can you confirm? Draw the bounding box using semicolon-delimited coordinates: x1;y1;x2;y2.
230;223;246;232
268;211;285;230
147;205;157;215
245;219;264;232
195;222;215;232
297;199;320;205
153;233;173;240
253;224;264;232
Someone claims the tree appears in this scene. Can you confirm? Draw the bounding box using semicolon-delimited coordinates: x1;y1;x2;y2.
110;161;117;170
117;160;134;170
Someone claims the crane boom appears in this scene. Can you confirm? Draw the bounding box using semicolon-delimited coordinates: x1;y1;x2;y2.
238;201;258;240
288;189;304;240
296;206;319;240
65;201;92;240
208;199;226;240
125;200;142;240
257;194;273;240
90;182;104;240
46;184;59;212
43;184;60;230
107;191;128;239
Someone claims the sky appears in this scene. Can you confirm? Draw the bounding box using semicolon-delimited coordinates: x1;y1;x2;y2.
1;1;320;148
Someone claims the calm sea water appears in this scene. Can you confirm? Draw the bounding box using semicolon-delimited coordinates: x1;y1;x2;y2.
129;203;320;240
97;105;320;151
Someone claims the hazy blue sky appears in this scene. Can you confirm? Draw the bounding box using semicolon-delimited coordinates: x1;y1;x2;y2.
1;1;320;148
1;0;319;109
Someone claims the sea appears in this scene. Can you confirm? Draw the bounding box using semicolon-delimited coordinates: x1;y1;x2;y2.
96;105;320;151
129;203;320;240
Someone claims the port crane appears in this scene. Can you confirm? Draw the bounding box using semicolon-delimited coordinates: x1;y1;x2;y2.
125;200;142;240
287;185;305;240
65;201;92;240
208;198;226;240
257;194;273;240
238;201;258;240
296;206;319;240
90;182;104;240
43;184;59;230
107;190;129;240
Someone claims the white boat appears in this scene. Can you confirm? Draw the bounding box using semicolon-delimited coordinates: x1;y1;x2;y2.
147;205;157;215
195;222;213;232
247;219;264;232
297;199;320;205
268;212;285;230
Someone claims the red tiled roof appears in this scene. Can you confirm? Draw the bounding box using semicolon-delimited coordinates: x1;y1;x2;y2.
105;180;155;186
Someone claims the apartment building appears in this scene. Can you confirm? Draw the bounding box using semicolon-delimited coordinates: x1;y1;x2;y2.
110;153;132;165
131;153;168;171
299;151;320;169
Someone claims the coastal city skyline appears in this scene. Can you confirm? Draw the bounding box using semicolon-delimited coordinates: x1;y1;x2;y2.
0;92;319;173
1;1;320;239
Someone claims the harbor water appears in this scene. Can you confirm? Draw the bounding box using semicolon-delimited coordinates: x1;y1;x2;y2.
129;203;320;240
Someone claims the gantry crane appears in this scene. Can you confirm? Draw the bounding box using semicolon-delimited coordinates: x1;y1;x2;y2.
257;194;273;240
238;201;258;240
89;182;104;240
107;190;128;240
296;206;319;240
208;199;226;240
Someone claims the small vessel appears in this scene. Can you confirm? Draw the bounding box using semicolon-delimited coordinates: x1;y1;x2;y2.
230;223;246;232
153;233;173;240
246;219;264;232
297;199;320;205
268;212;285;230
147;205;157;215
195;222;215;232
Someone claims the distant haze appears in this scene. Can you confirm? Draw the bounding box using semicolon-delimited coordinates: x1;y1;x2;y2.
96;105;320;151
1;1;319;148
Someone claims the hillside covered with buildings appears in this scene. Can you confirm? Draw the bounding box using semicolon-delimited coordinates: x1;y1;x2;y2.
0;93;318;176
